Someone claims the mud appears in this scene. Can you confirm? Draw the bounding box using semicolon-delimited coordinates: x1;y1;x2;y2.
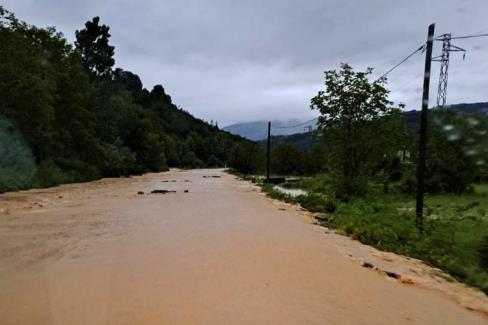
0;169;487;324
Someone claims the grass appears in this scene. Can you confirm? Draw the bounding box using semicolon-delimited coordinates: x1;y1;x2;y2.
255;174;488;295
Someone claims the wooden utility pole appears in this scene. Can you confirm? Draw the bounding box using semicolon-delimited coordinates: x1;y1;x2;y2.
266;121;271;182
415;23;435;232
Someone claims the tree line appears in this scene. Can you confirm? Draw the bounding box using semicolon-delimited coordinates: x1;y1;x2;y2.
1;5;486;197
0;7;252;191
241;64;488;200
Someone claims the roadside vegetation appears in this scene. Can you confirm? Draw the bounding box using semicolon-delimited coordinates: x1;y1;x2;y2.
258;179;488;294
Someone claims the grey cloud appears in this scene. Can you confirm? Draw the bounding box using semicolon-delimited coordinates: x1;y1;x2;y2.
3;0;487;126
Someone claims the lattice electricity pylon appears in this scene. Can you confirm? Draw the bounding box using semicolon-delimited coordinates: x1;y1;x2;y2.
433;34;466;108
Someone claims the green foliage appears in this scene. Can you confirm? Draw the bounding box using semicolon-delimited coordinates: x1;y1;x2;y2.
479;234;488;270
0;118;37;191
400;109;487;194
259;172;488;293
260;132;328;176
311;64;403;200
297;193;336;213
228;141;264;175
99;140;137;176
75;17;115;78
283;174;333;194
426;109;487;192
0;7;250;191
270;143;304;175
37;158;101;187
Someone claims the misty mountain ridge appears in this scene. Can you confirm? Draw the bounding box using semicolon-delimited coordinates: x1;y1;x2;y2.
224;102;488;141
223;118;319;141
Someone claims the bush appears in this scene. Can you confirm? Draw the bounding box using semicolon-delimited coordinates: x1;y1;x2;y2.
324;199;337;213
207;154;222;168
0;119;37;191
478;234;488;270
270;143;304;175
99;141;137;176
297;193;336;213
36;158;101;187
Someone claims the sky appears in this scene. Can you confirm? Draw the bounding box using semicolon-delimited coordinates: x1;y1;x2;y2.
3;0;488;126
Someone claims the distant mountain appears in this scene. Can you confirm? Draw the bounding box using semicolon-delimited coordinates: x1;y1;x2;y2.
225;103;488;141
404;102;488;128
223;118;318;141
259;131;320;148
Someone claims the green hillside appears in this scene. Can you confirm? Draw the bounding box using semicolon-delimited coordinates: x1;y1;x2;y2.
0;7;250;192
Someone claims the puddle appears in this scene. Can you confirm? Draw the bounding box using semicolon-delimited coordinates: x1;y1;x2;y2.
274;186;307;197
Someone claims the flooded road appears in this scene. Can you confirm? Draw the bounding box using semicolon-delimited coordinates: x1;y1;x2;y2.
0;169;487;324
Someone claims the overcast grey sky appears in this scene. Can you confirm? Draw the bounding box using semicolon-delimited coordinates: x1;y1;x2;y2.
3;0;487;126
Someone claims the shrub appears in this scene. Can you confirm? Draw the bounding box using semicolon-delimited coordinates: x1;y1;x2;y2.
0;119;37;191
297;193;326;212
324;199;337;213
478;234;488;270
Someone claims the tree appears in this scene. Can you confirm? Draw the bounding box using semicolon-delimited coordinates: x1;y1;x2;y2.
420;109;486;193
271;143;304;175
75;17;115;78
311;63;400;199
0;118;37;191
228;141;264;174
0;5;255;191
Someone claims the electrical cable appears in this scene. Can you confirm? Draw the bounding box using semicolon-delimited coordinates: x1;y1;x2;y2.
445;33;488;40
375;44;425;81
271;117;319;129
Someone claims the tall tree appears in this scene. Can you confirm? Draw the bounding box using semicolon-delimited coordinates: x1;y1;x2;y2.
75;17;115;78
311;64;400;199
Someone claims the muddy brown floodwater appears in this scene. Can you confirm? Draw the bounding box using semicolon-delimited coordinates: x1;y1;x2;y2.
1;169;487;324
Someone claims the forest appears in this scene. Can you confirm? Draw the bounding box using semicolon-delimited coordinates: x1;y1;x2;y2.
0;7;252;192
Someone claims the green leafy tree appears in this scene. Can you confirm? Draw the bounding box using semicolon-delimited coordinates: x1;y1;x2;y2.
0;12;55;160
0;5;255;190
228;141;264;174
0;118;37;191
401;109;488;194
311;64;401;199
75;17;115;78
271;143;304;175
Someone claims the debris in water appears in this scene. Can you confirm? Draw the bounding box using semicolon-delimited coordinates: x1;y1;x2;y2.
184;190;189;193
151;190;176;194
362;261;374;269
137;191;144;195
385;271;401;279
399;276;415;285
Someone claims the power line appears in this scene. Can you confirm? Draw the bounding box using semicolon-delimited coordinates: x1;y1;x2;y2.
443;33;488;40
272;117;319;129
388;53;424;91
375;44;425;81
